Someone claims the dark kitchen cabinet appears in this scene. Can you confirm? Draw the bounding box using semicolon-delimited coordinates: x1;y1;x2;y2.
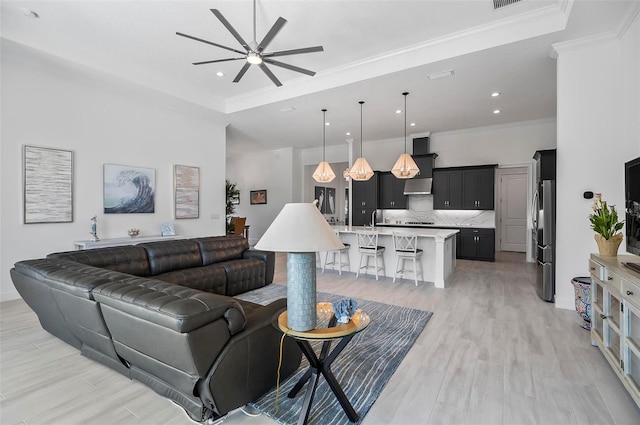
413;153;437;178
352;173;379;226
458;228;495;261
462;166;495;210
433;165;495;210
433;169;462;209
379;172;407;209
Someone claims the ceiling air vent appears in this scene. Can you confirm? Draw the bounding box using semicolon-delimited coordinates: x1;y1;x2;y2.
493;0;522;9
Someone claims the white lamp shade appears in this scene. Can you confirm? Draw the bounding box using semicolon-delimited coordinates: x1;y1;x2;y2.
255;203;345;252
312;161;336;183
347;157;375;181
391;153;420;179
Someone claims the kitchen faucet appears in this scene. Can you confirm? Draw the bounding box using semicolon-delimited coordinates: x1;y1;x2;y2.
371;210;377;228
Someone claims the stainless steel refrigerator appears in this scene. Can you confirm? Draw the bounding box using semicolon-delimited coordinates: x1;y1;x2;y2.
532;150;556;302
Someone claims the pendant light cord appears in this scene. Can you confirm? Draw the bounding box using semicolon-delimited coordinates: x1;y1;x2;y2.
322;109;327;161
359;101;364;157
403;92;409;154
253;0;257;43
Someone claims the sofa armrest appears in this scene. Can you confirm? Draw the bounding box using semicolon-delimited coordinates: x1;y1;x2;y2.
243;249;275;284
198;298;302;416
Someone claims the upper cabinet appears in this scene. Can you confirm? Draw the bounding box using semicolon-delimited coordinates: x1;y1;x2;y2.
352;173;379;225
433;169;463;209
413;153;437;178
433;165;496;210
378;172;407;209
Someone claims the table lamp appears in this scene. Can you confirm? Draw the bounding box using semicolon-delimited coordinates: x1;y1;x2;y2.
255;202;345;331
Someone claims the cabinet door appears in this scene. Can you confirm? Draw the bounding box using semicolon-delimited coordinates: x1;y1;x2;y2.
378;172;407;209
476;230;495;261
591;275;605;344
433;170;462;209
352;208;374;226
624;300;640;401
413;155;435;178
603;288;623;370
462;168;495;209
476;168;495;209
352;173;378;209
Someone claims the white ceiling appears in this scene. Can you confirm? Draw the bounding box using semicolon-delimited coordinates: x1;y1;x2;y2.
2;1;637;156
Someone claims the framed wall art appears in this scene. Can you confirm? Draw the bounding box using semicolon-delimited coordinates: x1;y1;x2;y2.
23;145;74;224
174;164;200;219
315;186;336;214
103;164;155;214
250;190;267;205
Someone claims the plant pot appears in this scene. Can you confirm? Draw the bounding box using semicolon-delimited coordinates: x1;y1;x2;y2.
594;233;623;256
571;276;591;330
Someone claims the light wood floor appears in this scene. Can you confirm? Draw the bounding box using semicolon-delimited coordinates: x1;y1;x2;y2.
2;252;640;424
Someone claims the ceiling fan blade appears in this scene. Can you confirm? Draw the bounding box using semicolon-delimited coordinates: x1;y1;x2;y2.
176;32;246;55
264;46;324;58
210;9;251;51
263;59;316;77
258;63;283;87
193;58;245;65
233;62;252;83
257;17;287;53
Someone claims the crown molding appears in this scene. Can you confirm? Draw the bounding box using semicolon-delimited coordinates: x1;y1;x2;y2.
615;1;640;39
551;31;618;55
224;3;572;114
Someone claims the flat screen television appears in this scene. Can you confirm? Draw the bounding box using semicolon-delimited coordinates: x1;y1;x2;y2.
626;156;640;256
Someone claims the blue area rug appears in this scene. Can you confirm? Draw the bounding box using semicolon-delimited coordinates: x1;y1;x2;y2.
235;284;432;425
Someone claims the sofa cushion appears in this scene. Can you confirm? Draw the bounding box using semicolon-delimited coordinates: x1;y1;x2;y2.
155;263;227;295
221;258;266;296
93;279;246;335
47;246;151;277
194;236;248;265
140;240;203;276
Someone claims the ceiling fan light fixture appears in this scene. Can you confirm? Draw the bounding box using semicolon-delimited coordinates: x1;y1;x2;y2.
247;52;263;64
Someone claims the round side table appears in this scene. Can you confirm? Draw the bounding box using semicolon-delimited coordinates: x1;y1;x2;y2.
276;302;370;425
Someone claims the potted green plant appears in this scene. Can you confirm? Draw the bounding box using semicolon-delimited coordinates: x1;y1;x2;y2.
589;193;624;256
226;179;240;233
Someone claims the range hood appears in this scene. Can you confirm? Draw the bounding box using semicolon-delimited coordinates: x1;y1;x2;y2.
403;177;432;195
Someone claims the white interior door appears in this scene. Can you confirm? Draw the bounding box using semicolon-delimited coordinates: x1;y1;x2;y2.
500;171;527;252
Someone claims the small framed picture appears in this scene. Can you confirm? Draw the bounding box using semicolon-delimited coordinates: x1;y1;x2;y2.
161;222;175;236
250;190;267;205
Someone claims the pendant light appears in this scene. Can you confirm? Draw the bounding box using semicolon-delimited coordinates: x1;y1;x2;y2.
348;101;374;181
312;109;336;183
391;92;420;178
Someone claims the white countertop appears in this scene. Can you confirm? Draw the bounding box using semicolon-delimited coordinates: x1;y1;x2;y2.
376;222;495;230
330;225;459;239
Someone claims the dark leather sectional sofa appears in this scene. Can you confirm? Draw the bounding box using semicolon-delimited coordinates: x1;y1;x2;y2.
10;235;302;423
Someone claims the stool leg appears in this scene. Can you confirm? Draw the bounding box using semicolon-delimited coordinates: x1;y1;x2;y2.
322;251;328;273
413;257;418;286
394;255;400;283
344;250;350;274
374;253;379;280
337;250;343;276
357;253;363;278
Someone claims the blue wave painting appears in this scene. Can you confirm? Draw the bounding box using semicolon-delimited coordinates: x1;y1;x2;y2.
103;164;155;214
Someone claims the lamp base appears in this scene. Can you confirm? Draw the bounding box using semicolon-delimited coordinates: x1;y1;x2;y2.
286;252;317;331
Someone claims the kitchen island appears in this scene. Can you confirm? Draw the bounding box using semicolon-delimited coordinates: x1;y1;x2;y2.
328;225;458;288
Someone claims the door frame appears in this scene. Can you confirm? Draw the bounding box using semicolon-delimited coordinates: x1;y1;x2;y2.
495;165;533;260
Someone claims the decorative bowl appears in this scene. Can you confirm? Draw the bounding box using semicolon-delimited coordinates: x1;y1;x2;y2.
127;228;140;238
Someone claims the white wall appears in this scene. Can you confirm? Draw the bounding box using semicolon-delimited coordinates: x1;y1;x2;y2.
0;39;228;301
226;148;295;245
554;15;640;310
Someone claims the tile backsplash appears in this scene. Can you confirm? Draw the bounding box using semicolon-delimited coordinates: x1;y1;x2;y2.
381;195;495;227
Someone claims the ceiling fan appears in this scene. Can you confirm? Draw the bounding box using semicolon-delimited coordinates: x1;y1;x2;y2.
176;0;324;87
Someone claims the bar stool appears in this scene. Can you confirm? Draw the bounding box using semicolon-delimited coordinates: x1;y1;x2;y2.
356;229;385;280
392;232;423;286
323;232;351;275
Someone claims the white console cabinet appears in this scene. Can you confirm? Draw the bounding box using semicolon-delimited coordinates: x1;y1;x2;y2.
590;254;640;408
74;235;184;250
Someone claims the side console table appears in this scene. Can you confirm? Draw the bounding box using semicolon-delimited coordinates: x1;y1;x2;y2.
589;253;640;407
276;302;370;425
74;235;185;250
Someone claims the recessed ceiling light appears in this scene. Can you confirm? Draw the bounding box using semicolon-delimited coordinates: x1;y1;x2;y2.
278;107;296;113
325;122;331;126
493;109;501;114
410;123;416;127
491;92;501;97
346;132;351;136
22;8;39;18
395;110;402;114
427;70;454;80
216;71;224;77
